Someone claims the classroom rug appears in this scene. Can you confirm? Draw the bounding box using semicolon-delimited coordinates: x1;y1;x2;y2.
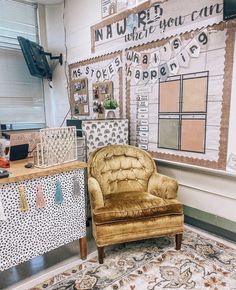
31;228;236;290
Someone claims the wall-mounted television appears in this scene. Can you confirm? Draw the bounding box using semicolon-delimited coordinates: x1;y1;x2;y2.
224;0;236;20
17;36;62;81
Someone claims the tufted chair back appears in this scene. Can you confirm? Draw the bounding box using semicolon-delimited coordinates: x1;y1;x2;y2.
88;144;156;196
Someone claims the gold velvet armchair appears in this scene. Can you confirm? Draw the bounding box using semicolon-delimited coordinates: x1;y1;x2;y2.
88;144;184;264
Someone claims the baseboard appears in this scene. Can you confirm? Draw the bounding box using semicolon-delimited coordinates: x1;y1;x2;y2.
185;216;236;243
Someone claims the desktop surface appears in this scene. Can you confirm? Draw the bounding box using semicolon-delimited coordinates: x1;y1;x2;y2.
0;158;87;185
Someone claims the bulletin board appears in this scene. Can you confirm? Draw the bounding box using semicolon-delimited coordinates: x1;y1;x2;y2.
126;21;236;170
84;0;236;171
69;51;123;119
92;81;113;118
70;77;89;116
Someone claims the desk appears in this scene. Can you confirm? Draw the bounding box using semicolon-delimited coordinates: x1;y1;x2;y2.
0;159;87;271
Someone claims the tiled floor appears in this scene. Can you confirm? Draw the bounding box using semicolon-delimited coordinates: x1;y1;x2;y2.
1;224;235;290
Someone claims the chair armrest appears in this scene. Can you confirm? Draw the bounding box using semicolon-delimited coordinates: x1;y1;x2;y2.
88;177;104;209
147;172;178;199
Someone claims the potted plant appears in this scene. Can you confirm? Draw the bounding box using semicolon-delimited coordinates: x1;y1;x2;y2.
103;97;119;119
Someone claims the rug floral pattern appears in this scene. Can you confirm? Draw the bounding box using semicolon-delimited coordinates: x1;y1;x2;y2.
31;228;236;290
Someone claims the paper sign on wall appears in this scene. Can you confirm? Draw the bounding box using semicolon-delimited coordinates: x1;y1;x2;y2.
102;0;117;18
91;0;223;53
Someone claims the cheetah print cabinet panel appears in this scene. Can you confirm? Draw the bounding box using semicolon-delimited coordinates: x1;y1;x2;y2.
0;169;86;271
82;119;129;154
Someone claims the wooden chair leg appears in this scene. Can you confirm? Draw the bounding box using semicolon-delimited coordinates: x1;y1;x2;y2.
175;233;183;250
97;246;104;264
79;236;87;260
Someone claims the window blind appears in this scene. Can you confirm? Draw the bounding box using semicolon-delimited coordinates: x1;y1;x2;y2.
0;0;45;127
0;0;38;49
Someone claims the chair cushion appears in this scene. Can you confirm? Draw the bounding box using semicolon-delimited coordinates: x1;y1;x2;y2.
93;191;183;225
89;145;156;196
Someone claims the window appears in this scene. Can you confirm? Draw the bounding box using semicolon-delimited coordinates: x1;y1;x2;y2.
0;0;45;129
158;71;208;153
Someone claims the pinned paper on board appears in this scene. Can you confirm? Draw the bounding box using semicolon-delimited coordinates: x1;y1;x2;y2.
227;153;236;171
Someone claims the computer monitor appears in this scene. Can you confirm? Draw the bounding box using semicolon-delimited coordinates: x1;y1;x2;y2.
66;119;83;137
0;124;7;130
9;144;29;161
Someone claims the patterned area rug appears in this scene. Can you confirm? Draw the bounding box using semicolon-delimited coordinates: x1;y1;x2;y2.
31;228;236;290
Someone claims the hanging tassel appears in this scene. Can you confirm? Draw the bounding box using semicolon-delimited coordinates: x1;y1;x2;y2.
0;197;7;221
55;180;63;204
19;186;29;212
36;185;46;209
73;175;81;196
